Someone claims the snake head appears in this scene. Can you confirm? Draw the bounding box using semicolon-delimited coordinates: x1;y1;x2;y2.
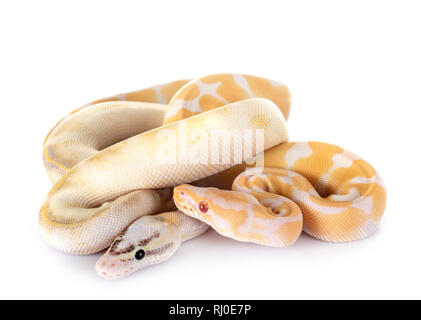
95;215;181;280
173;184;242;221
173;184;214;219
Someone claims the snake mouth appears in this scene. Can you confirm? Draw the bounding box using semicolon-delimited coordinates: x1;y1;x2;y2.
95;253;135;280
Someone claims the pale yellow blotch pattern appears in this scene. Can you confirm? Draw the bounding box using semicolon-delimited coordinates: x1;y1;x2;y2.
163;73;290;124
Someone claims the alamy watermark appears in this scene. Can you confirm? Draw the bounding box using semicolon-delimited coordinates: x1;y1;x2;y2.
155;124;266;168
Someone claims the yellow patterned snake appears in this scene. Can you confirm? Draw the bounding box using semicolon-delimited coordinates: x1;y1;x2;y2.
40;73;386;280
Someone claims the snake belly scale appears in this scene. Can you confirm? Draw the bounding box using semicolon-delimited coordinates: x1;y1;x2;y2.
39;73;386;279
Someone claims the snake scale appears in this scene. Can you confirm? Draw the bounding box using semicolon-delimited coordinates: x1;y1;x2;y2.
40;73;386;280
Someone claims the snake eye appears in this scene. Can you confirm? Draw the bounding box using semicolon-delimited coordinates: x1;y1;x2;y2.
135;249;145;260
198;201;209;213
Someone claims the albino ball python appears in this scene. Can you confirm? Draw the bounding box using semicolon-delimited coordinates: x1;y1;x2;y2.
40;73;386;280
173;142;386;246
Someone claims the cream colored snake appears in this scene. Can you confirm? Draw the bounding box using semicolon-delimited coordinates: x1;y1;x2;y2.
40;73;386;280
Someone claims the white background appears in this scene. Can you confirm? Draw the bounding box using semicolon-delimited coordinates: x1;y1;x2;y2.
0;0;420;299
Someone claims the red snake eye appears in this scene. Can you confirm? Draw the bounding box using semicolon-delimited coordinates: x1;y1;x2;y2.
198;201;209;213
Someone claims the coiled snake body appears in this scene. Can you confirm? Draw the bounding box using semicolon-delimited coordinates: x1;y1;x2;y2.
40;74;386;280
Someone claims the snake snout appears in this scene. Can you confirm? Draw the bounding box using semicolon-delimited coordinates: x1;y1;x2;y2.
173;185;198;215
173;184;189;197
95;254;134;280
173;185;189;205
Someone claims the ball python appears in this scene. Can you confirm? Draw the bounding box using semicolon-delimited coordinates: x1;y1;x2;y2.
40;73;386;280
173;142;386;246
